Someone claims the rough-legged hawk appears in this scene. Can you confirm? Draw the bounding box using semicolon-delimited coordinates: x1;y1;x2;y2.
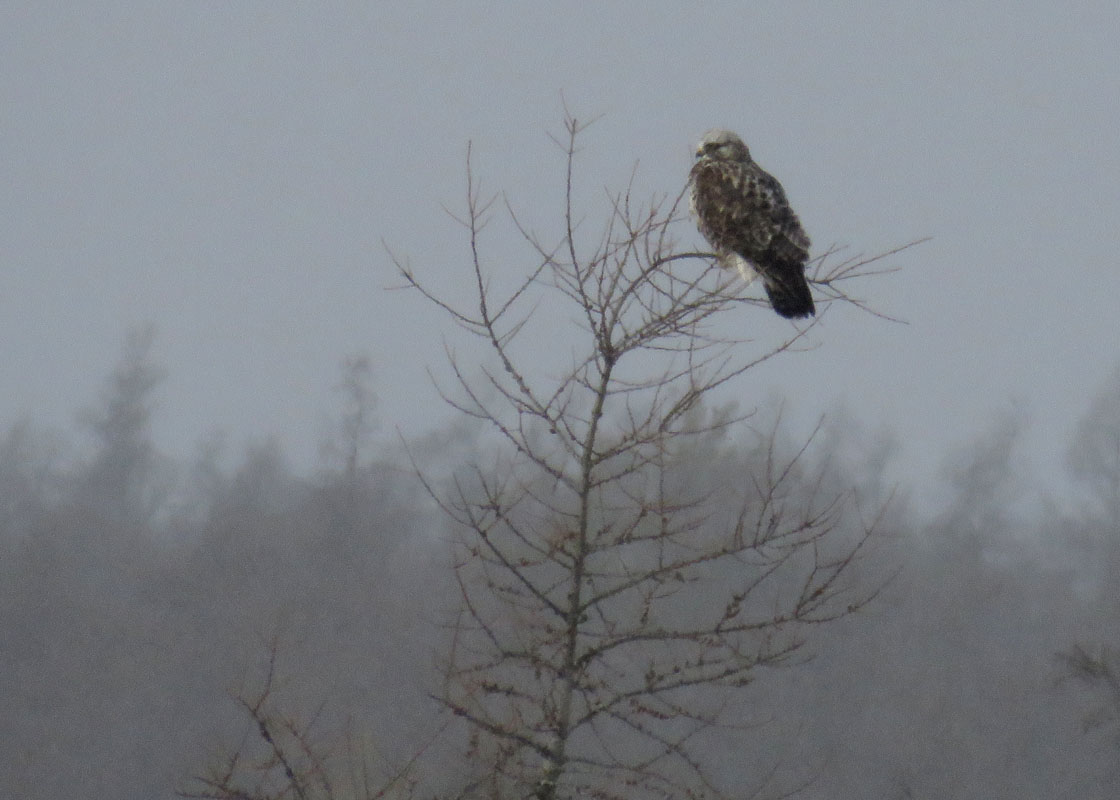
689;129;815;318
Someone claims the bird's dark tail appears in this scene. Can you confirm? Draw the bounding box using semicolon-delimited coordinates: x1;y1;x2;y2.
763;271;815;319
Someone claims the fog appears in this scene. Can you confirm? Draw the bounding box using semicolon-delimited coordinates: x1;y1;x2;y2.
5;5;1120;797
1;329;1117;798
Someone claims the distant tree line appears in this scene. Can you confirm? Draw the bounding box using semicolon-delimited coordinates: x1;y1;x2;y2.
2;119;1118;800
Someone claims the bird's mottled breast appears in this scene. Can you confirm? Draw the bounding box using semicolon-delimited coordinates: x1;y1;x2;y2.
691;160;763;242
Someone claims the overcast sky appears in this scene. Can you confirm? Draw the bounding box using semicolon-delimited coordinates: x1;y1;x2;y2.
3;2;1118;508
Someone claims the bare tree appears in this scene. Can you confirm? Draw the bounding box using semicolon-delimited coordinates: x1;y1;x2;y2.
320;353;380;530
1059;366;1120;767
1067;364;1120;564
179;643;431;800
323;354;378;488
78;323;175;527
395;114;915;799
1058;645;1120;743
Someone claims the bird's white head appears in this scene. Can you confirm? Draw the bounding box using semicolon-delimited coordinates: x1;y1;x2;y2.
695;128;750;161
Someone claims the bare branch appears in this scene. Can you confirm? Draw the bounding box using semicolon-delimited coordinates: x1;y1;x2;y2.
179;641;430;800
396;110;909;799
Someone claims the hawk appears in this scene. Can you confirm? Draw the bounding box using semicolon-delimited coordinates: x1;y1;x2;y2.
689;129;815;318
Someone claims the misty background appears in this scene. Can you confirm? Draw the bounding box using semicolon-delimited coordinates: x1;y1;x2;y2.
3;3;1120;798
